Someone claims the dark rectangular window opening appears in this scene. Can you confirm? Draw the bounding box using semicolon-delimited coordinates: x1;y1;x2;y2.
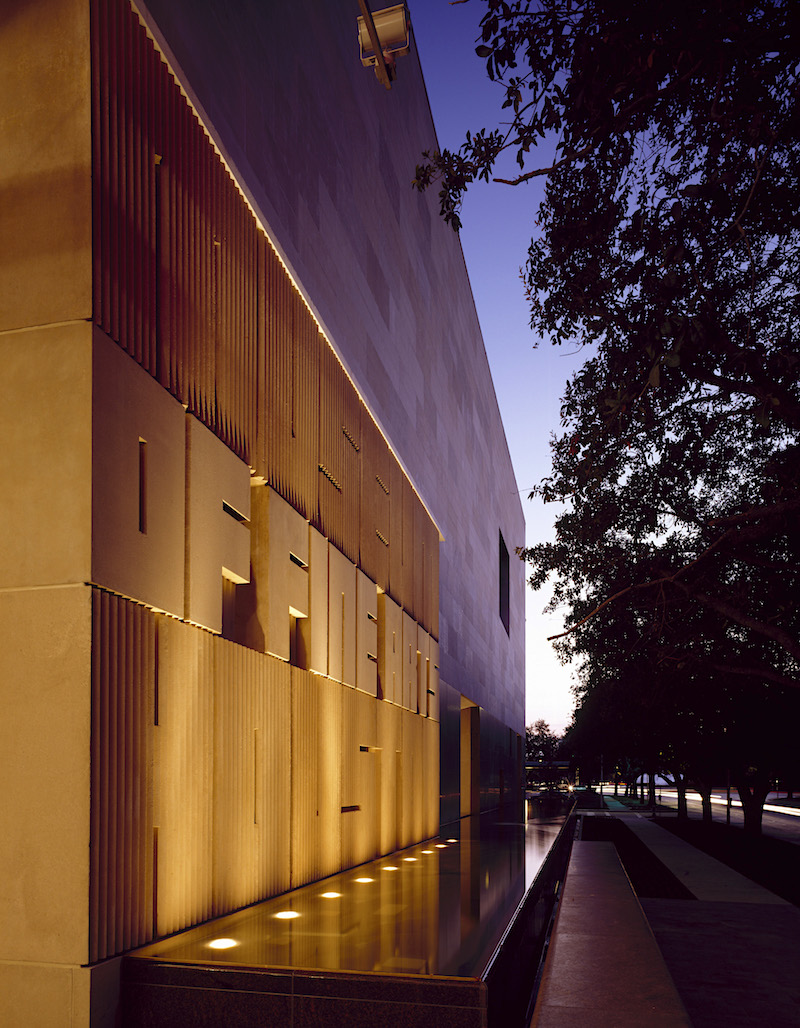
138;439;147;534
499;530;510;635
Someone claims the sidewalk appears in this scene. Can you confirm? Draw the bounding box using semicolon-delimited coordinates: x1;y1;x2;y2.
531;804;800;1027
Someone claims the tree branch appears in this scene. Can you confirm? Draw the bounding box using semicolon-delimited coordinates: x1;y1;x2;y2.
707;662;800;690
709;497;800;527
491;58;704;187
546;526;734;641
672;581;800;664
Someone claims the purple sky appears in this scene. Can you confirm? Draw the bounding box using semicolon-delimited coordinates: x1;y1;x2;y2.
408;0;585;733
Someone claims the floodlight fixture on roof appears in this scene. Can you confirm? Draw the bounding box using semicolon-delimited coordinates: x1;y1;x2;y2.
357;2;410;90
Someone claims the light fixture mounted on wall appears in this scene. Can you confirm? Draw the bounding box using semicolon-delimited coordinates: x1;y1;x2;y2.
357;2;410;89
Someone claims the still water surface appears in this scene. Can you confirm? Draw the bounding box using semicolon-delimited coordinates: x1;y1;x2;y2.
134;815;566;979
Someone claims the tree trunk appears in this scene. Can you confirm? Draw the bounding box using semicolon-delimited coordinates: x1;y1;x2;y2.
735;776;770;836
647;772;656;809
687;775;712;821
672;771;688;820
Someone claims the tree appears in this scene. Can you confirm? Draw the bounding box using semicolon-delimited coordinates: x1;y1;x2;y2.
416;3;800;715
526;718;560;762
526;719;563;788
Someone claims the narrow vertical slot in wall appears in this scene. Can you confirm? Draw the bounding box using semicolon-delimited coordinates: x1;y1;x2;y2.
153;618;160;726
152;827;159;937
154;154;162;380
341;593;346;682
138;438;147;534
499;530;510;635
254;728;260;825
290;332;297;439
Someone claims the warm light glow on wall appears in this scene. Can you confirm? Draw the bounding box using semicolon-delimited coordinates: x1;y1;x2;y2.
354;877;374;884
320;892;342;899
133;1;443;541
274;911;300;920
207;938;238;949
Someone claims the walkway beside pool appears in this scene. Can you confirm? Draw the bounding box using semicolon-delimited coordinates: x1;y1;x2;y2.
531;806;800;1027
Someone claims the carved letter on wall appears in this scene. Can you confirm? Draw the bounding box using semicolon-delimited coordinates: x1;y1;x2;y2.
185;415;251;633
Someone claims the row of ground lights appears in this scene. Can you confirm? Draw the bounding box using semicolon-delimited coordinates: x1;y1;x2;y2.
206;838;459;950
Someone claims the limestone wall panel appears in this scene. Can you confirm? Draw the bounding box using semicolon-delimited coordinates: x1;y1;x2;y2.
376;701;402;856
307;526;330;675
428;638;440;723
291;670;343;887
90;590;156;961
340;688;379;869
423;717;440;839
0;585;91;965
154;616;215;937
401;611;418;712
211;636;291;914
327;544;356;687
0;0;92;331
91;330;185;616
416;626;430;718
239;485;309;660
184;414;251;633
262;278;320;518
377;592;402;704
318;343;361;563
355;569;378;697
358;415;391;592
398;711;422;850
0;323;92;589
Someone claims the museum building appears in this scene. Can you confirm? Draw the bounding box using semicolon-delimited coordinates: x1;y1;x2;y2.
0;1;526;1023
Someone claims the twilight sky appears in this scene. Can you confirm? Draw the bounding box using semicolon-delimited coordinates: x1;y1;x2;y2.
408;0;586;734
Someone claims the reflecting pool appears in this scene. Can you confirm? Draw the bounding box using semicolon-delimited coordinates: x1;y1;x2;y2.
132;813;567;979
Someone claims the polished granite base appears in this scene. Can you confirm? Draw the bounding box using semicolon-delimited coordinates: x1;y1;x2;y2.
121;810;572;1027
122;961;487;1027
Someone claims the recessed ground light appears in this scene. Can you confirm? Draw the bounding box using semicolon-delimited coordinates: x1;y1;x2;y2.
274;911;300;919
207;938;238;949
403;857;417;862
421;850;433;854
446;839;458;843
383;865;399;871
320;892;341;899
435;844;447;849
354;877;374;883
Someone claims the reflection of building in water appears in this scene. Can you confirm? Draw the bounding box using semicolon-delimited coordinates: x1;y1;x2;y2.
128;822;559;980
0;0;525;1023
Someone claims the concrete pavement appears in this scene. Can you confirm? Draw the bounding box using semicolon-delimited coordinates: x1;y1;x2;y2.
530;801;800;1027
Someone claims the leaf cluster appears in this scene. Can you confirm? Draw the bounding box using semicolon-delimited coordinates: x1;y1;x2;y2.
417;1;800;778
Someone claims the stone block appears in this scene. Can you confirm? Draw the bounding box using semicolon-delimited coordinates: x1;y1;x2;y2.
91;330;185;616
0;321;92;589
